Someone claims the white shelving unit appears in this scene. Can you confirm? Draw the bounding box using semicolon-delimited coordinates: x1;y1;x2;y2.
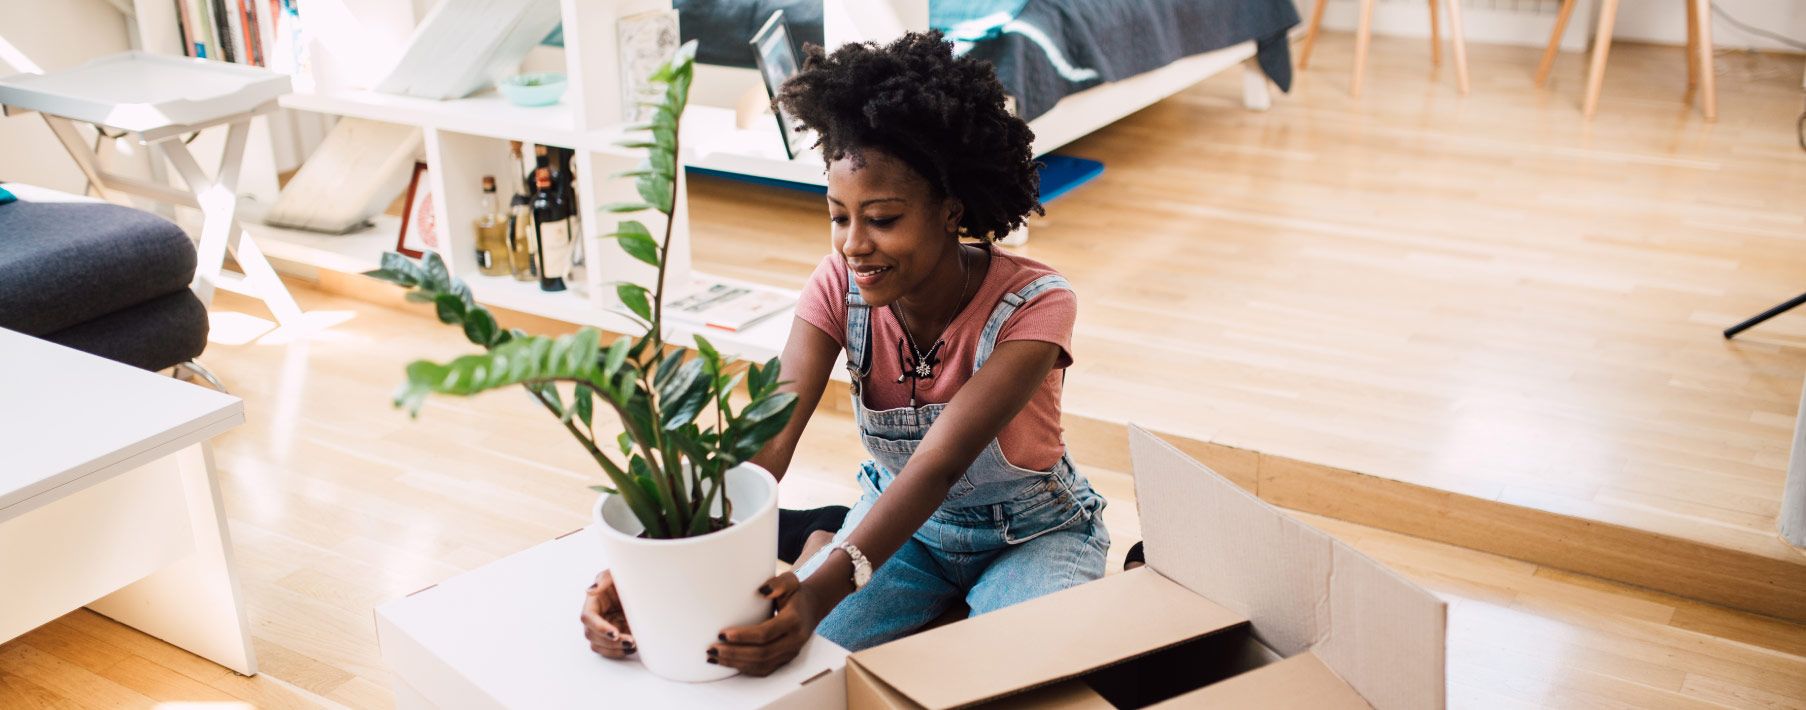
130;0;799;362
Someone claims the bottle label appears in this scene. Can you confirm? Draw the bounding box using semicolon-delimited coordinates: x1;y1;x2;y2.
476;248;493;270
537;219;574;281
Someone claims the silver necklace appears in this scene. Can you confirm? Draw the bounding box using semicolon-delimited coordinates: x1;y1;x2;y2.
893;244;973;384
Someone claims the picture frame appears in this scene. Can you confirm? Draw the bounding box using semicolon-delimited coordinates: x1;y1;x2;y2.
750;10;805;161
396;161;439;259
617;9;681;122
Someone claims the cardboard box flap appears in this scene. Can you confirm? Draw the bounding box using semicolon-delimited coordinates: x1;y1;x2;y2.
1316;541;1447;710
1152;651;1370;709
1128;425;1446;710
1129;425;1333;657
849;568;1247;709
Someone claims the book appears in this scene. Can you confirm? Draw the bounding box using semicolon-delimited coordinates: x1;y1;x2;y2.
173;0;194;57
210;0;235;63
190;0;215;59
239;0;263;67
223;0;246;64
663;279;794;333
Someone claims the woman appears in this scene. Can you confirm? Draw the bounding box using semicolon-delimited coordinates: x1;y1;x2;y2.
581;32;1109;676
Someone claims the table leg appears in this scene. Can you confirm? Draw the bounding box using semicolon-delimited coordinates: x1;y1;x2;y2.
1583;0;1621;117
1352;0;1377;98
159;121;303;326
87;441;257;676
1692;0;1716;120
1446;0;1471;95
40;116;117;202
1242;59;1273;111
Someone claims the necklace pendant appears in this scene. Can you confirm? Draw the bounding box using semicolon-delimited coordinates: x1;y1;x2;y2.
915;362;933;378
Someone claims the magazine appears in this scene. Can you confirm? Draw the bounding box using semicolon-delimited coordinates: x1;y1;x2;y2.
663;280;793;332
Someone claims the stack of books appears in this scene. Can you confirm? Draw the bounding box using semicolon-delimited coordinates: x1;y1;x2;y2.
173;0;300;73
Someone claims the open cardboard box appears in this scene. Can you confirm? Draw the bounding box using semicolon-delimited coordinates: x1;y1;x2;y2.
846;425;1447;709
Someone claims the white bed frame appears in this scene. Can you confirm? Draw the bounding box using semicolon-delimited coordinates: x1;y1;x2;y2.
685;0;1272;242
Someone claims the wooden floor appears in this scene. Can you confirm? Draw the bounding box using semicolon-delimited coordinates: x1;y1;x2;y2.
686;35;1806;589
4;283;1803;708
6;32;1806;709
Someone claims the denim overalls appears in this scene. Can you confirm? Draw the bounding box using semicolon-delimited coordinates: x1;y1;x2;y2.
794;271;1111;652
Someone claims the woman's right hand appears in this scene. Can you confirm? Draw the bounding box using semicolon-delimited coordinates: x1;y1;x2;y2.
580;570;636;659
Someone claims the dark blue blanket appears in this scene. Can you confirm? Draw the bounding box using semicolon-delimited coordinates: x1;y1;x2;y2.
953;0;1300;121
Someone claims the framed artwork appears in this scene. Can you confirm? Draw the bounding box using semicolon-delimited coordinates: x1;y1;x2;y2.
750;10;805;160
617;9;681;122
396;161;439;259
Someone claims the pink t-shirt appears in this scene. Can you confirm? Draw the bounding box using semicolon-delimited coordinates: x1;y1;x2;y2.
795;245;1076;472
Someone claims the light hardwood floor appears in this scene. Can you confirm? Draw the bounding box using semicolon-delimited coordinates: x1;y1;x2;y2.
4;284;1802;708
6;32;1806;710
685;35;1806;587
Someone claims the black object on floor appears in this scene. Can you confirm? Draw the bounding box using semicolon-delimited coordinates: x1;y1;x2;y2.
1724;291;1806;339
1124;541;1146;569
778;506;850;564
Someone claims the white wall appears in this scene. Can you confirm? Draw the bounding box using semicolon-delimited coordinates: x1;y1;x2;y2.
0;0;142;194
1308;0;1806;52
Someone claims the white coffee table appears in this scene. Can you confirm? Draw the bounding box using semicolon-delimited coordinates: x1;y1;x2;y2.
379;529;848;709
0;328;255;675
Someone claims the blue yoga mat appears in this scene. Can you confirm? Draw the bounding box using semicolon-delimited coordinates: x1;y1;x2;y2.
687;154;1104;205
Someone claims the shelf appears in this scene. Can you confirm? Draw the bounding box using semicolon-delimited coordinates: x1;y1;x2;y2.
280;88;639;156
247;214;398;274
682;105;826;187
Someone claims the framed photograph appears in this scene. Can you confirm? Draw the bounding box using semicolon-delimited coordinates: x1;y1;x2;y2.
750;10;805;160
617;9;681;122
396;161;440;259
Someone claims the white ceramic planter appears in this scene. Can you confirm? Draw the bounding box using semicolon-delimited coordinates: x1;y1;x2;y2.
592;462;779;682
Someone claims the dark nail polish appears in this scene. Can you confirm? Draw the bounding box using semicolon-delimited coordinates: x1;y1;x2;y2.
718;633;728;641
707;657;719;665
588;583;598;590
759;585;772;595
708;648;719;657
606;630;618;640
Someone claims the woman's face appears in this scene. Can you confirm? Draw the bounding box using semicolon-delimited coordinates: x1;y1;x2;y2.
827;149;961;308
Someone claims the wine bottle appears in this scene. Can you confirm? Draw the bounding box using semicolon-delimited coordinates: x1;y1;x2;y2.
532;167;573;292
473;176;510;276
506;142;537;281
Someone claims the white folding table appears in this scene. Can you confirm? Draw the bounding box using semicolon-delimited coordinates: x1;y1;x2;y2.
0;328;256;675
0;51;301;326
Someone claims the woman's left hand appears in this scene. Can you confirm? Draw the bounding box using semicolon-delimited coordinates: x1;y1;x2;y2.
711;572;830;677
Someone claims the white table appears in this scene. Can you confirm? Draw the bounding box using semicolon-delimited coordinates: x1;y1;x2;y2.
0;52;301;326
379;529;848;709
0;329;256;675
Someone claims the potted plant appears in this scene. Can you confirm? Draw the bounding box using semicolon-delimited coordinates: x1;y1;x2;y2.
365;42;799;682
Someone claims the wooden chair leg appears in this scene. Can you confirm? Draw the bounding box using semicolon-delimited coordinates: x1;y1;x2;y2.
1298;0;1329;70
1429;0;1442;67
1536;0;1579;87
1685;0;1700;103
1351;0;1377;97
1446;0;1470;94
1693;0;1717;120
1583;0;1621;117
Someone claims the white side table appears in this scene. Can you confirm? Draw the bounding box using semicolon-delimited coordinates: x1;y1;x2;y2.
0;52;302;326
379;529;848;709
0;328;256;675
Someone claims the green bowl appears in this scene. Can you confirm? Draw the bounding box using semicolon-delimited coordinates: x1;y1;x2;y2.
497;72;568;107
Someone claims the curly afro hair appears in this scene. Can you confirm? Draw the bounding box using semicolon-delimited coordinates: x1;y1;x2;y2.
775;31;1042;242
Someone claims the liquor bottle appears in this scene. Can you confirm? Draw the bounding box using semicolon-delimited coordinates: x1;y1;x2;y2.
506;142;537;281
532;167;573;292
550;146;584;267
473;176;510;276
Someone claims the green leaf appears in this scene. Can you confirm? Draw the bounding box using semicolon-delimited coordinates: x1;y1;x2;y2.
391;329;605;417
603;337;630;376
613;139;659;149
461;307;498;347
661;370;711;431
574;385;593;429
421;251;453;292
613;224;660;267
589;484;619;495
654;347;687;390
617;431;634;456
433;292;467;325
745;362;767;399
658;357;705;404
694;335;720;372
608;168;656;180
647;150;676;180
600;201;654;214
731;392;798;459
616;283;652;322
404;291;436;304
636;173;673;214
377;252;425;285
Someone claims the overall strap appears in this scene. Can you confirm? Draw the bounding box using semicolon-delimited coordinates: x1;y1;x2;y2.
845;272;874;384
973;274;1070;373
